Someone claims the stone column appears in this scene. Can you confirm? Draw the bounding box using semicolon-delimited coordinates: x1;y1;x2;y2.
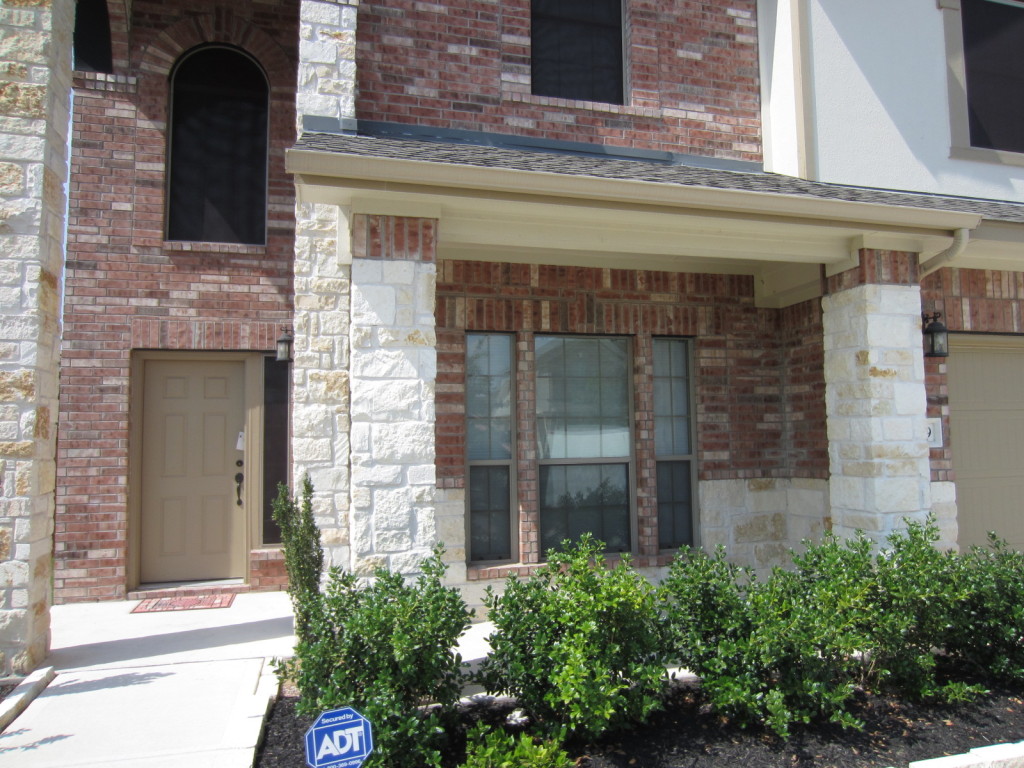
823;250;931;547
349;215;439;575
292;0;358;566
0;0;73;674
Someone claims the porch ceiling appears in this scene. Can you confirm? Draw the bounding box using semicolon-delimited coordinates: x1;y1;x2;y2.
286;136;1024;308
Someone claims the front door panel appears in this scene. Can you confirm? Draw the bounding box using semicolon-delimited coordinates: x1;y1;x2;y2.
141;359;246;583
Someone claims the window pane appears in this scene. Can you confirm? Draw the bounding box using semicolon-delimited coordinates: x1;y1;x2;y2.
466;334;512;460
469;466;512;561
262;357;289;545
531;0;624;104
962;0;1024;154
657;460;693;549
536;337;630;460
167;48;268;244
653;339;691;456
540;463;629;553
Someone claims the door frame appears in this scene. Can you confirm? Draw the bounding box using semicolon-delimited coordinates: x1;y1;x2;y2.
127;350;268;590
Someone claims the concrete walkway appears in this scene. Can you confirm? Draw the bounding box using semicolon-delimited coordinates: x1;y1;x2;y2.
0;591;496;768
0;591;297;768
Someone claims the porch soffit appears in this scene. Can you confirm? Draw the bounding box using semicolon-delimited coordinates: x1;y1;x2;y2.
287;134;1024;309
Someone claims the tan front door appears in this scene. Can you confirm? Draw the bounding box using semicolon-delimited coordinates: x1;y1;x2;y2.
140;359;247;583
948;336;1024;552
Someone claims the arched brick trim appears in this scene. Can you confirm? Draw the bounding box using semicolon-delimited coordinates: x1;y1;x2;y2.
137;10;293;86
106;0;131;72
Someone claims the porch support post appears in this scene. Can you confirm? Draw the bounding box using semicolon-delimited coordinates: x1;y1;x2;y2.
0;0;74;673
822;250;932;546
347;215;440;575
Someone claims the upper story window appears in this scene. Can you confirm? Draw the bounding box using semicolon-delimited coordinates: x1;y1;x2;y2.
960;0;1024;154
73;0;113;73
530;0;624;105
166;47;269;245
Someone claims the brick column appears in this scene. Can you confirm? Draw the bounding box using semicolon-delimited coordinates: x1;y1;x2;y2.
0;0;73;673
823;251;931;546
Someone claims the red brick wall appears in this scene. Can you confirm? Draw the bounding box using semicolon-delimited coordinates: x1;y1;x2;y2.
56;0;299;602
435;260;828;502
921;267;1024;483
356;0;761;161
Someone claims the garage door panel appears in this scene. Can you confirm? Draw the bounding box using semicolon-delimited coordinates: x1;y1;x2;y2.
953;412;1024;475
957;478;1024;552
949;337;1024;551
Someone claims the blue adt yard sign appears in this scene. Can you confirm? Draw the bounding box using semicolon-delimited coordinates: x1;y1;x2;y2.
305;707;374;768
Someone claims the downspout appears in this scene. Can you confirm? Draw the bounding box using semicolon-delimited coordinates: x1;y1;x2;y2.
919;228;971;277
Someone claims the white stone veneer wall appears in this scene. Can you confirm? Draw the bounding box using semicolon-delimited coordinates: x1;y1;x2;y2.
0;0;73;673
292;0;358;569
823;283;932;546
699;478;830;578
348;256;439;574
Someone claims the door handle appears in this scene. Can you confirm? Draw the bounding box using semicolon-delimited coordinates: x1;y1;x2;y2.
234;472;244;506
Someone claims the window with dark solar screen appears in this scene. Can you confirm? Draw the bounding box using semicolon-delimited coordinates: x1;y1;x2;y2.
961;0;1024;154
167;48;269;245
531;0;624;104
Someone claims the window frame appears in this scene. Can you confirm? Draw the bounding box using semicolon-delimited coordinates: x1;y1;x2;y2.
529;0;628;106
940;0;1024;166
465;333;519;565
463;331;697;565
165;44;271;245
652;337;698;551
535;335;638;555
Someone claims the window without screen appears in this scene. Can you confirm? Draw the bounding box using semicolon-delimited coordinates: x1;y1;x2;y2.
961;0;1024;154
531;0;624;104
465;332;696;563
166;47;268;245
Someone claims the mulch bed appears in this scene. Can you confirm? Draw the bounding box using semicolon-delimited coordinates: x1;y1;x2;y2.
256;683;1024;768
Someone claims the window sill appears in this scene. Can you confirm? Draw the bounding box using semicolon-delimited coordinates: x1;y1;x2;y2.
467;552;677;581
502;89;663;119
163;240;267;256
950;144;1024;168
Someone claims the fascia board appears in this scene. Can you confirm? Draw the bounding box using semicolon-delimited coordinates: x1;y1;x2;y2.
287;147;983;233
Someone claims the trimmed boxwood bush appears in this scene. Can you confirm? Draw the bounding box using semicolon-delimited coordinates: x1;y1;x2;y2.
273;479;473;768
475;534;666;740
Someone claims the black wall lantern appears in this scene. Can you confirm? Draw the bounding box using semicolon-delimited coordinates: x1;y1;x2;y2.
276;327;294;363
922;312;949;358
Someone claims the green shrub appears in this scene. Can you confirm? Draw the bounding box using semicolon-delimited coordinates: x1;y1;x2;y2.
866;518;967;699
945;533;1024;683
273;479;473;768
460;724;574;768
476;535;666;739
660;542;869;738
272;476;324;640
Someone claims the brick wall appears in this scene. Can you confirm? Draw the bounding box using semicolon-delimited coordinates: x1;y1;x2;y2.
55;0;299;602
356;0;761;161
921;267;1024;484
435;260;828;569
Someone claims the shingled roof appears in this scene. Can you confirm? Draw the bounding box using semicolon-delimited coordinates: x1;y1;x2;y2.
293;132;1024;225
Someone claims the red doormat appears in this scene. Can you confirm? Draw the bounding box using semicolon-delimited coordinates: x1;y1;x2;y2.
131;594;236;613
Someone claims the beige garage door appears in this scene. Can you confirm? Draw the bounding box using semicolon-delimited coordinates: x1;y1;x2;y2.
948;336;1024;552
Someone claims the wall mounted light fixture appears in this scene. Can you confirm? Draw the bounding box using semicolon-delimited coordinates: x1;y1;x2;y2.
922;312;949;358
276;327;294;363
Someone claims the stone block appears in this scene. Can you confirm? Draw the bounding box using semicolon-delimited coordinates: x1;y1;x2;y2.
375;530;412;553
734;512;786;543
371;421;434;464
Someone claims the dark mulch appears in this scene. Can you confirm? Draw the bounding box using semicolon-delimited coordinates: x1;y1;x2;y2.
256;684;1024;768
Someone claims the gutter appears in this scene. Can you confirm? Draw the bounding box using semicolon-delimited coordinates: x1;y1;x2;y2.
920;228;971;277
